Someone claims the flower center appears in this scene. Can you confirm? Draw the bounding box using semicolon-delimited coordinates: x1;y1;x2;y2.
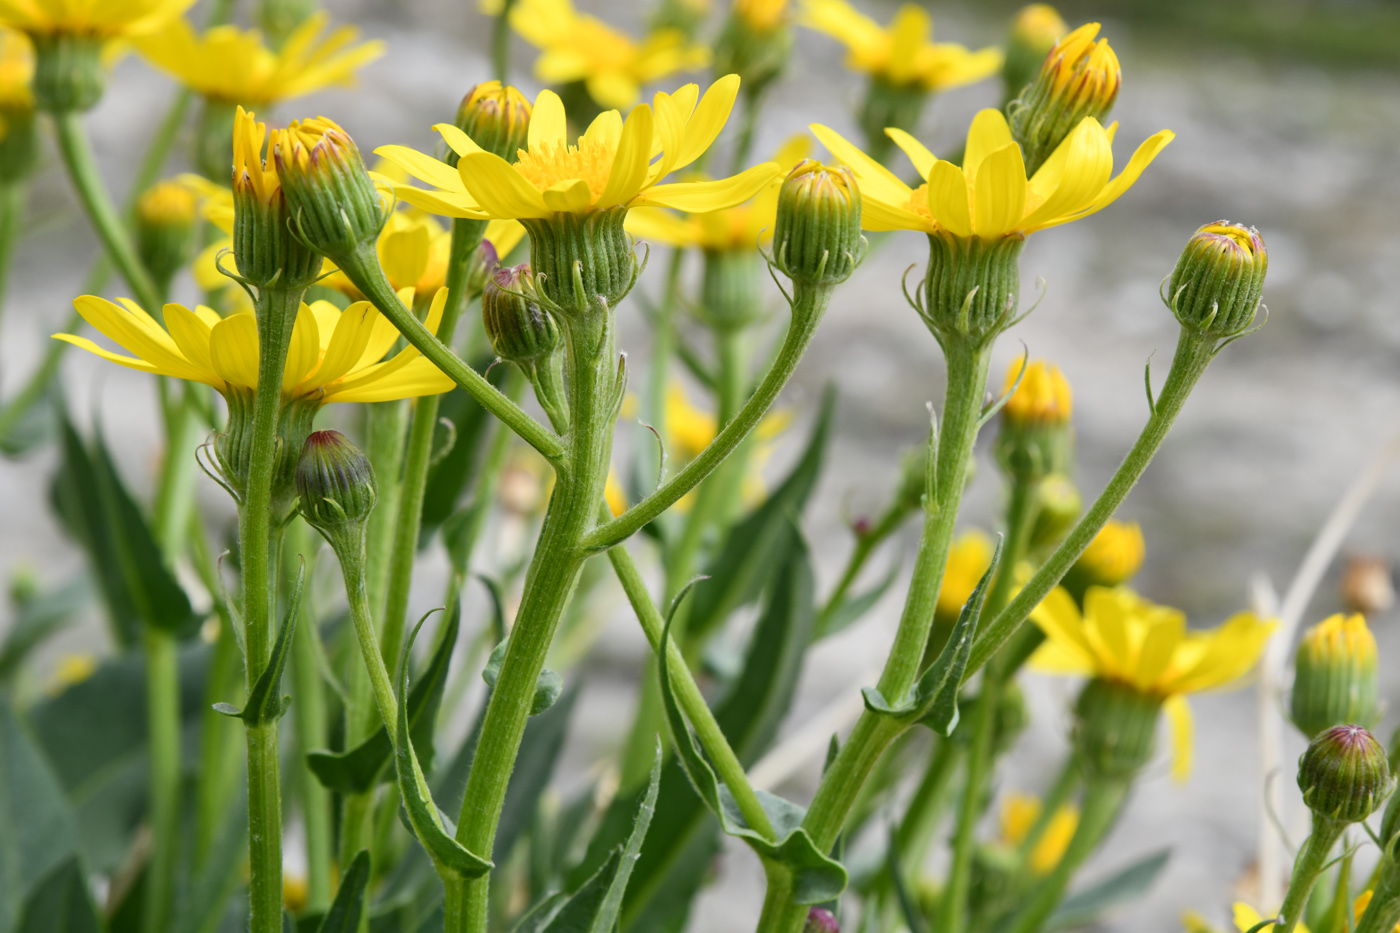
513;139;615;200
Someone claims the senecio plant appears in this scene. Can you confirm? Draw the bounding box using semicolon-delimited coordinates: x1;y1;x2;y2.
0;0;1388;932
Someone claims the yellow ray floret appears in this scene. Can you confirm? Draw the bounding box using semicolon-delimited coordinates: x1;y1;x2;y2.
54;290;455;405
0;0;194;38
799;0;1001;90
811;107;1173;238
997;791;1079;875
0;27;32;108
1030;585;1275;781
376;75;780;222
135;12;383;106
509;0;708;110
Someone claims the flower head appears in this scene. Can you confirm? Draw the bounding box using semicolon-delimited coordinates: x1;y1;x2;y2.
55;290;455;405
997;791;1079;875
135;12;383;107
1069;519;1144;590
454;81;532;163
272;114;386;256
1298;724;1393;824
771;158;865;285
1002;356;1071;426
1292;613;1380;739
799;0;1001;91
1010;4;1066;52
0;0;193;38
510;0;707;110
1032;585;1274;779
1010;22;1121;174
937;530;995;620
1167;220;1267;337
812;107;1173;239
379;76;778;223
735;0;787;32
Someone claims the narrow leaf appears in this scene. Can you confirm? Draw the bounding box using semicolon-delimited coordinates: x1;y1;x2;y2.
916;534;1001;735
216;560;305;725
16;857;101;933
1047;849;1171;931
815;553;901;639
316;850;371;933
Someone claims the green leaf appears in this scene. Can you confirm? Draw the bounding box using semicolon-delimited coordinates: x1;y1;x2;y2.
16;857;102;933
483;640;562;717
0;384;57;458
0;577;88;684
518;745;662;933
683;387;835;641
494;682;580;863
393;613;492;881
214;560;305;725
657;585;846;906
0;697;80;932
173;784;247;933
308;602;459;794
316;850;371;933
1046;849;1171;931
883;826;928;933
861;534;1003;735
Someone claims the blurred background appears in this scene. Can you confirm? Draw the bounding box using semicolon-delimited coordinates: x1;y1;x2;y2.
4;0;1400;928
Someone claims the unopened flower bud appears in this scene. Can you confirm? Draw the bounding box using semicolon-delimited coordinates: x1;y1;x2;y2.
31;34;103;113
297;430;377;553
274;116;384;259
1167;221;1267;338
1010;23;1120;175
1062;520;1143;602
1298;724;1393;824
1291;614;1380;740
136;180;197;296
453;82;531;165
232;107;323;289
1073;677;1162;779
700;248;763;330
482;263;559;366
1002;4;1066;106
804;907;839;933
649;0;710;40
714;0;792;99
995;356;1074;481
1028;473;1081;551
772;160;865;287
1341;555;1394;617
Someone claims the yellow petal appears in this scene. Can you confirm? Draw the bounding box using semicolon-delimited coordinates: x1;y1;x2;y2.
380;223;431;288
597;104;655;208
925;160;972;237
208;313;260;391
623;206;694;246
374;143;463;193
51;334;166;378
669;75;740;174
161;303;217;375
1135;612;1184;691
1026;639;1096;676
457;152;551;219
885;4;931;86
582;108;624;151
1233;904;1264;933
1078;129;1175;217
810;123;914;208
1020;118;1113;230
1164;694;1193;783
1027;586;1095;663
1165;612;1275;695
72;296;203;381
641;162;780;212
885;128;936;179
318;301;379;385
422;287;449;336
650;86;689;178
859;197;931;233
964;108;1014;179
432;123;485;159
394;184;486;220
1084;587;1134;677
325;356;454;403
541;177;595;212
528;88;567;150
282;305;321;393
586;73;640;112
971;143;1028;237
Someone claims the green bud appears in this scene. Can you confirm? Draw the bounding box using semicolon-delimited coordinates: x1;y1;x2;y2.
1298;724;1393;824
232;107;323;289
648;0;710;40
1166;221;1267;338
0;105;38;185
1009;23;1120;176
772;159;865;286
1291;614;1380;740
713;1;792;101
453;82;532;166
699;248;763;330
273;116;384;260
1073;677;1162;779
296;430;377;552
921;228;1024;344
136;180;197;297
994;356;1074;481
482;262;560;365
31;34;103;113
1028;473;1081;551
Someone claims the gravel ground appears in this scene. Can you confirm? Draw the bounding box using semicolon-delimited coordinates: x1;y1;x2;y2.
3;1;1400;930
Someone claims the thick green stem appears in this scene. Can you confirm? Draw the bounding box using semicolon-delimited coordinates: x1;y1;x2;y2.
336;538;400;741
1274;816;1347;933
492;0;519;82
52;111;160;312
1003;775;1131;933
142;626;180;933
364;400;407;645
967;328;1218;678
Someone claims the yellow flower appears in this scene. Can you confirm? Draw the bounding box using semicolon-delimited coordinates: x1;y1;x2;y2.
1233;903;1306;933
282;873;308;913
0;26;32;107
735;0;787;32
1030;586;1275;781
47;653;96;694
604;469;627;516
1299;612;1377;669
509;0;707;110
1038;23;1120;114
0;0;192;38
799;0;1002;90
624;134;810;251
1010;4;1066;50
1002;355;1071;425
54;290;455;405
997;791;1079;875
136;177;196;227
1073;519;1144;587
134;11;384;107
936;530;995;619
375;76;780;222
811;107;1173;238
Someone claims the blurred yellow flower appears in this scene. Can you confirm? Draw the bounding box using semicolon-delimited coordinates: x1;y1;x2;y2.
55;290;455;405
0;0;192;38
1233;903;1303;933
47;653;96;694
0;26;31;107
1002;355;1072;425
1010;4;1066;51
135;12;384;107
624;134;810;251
936;530;994;619
509;0;707;110
136;177;196;227
734;0;787;32
282;873;308;913
605;469;627;516
1351;891;1400;932
997;791;1079;875
799;0;1001;91
1030;586;1275;781
1072;519;1144;587
376;76;780;222
811;107;1173;238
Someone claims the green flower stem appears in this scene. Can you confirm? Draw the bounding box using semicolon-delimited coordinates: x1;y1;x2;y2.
582;279;835;551
493;0;519;81
818;489;912;630
1273;815;1347;933
643;248;685;478
331;531;400;740
1016;751;1080;868
285;520;334;911
1003;774;1131;933
446;291;623;933
381;219;487;677
52;112;161;313
364;400;408;645
608;540;777;841
967;327;1219;679
339;241;563;463
239;285;306;933
142;625;179;933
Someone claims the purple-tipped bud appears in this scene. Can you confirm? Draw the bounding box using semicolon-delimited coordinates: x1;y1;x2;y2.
296;430;377;542
481;263;560;366
804;907;839;933
1298;724;1393;824
1166;221;1267;338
